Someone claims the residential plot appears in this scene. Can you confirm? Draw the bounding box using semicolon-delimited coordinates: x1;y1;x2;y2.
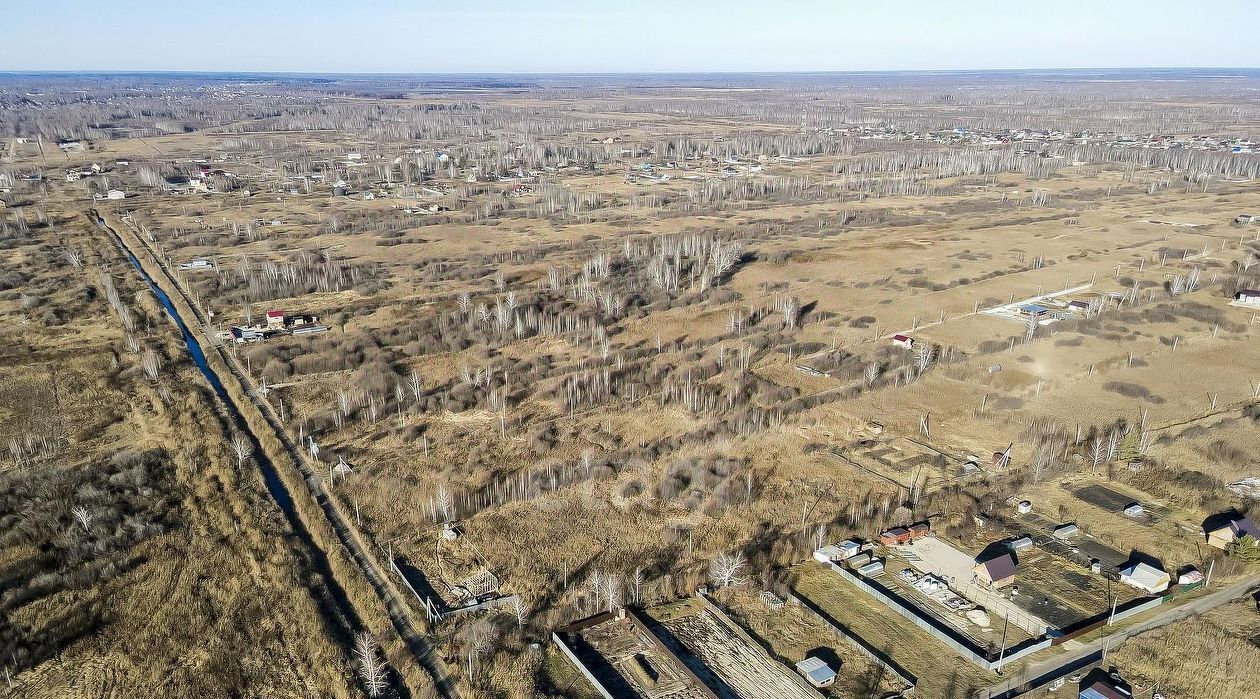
792;564;996;699
716;589;909;698
892;538;1045;641
557;611;717;699
1070;483;1171;524
653;598;822;699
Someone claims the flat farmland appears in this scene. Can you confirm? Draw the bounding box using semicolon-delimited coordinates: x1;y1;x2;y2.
5;69;1260;699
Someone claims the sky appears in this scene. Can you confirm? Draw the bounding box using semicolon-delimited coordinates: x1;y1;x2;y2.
6;0;1258;73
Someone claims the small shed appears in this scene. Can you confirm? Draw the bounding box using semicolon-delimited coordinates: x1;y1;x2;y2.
1122;503;1144;518
813;545;847;563
1016;500;1033;514
1178;569;1204;586
891;334;914;349
1234;289;1260;305
795;657;837;688
857;560;885;577
1206;515;1260;549
1007;536;1033;551
1053;523;1080;540
1080;673;1133;699
1067;299;1090;312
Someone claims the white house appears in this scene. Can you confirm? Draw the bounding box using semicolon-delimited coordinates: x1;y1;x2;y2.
1119;561;1170;594
795;657;837;688
105;189;126;200
813;539;862;563
1234;289;1260;306
891;334;914;349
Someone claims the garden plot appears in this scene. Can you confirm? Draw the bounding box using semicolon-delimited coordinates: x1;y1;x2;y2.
1006;555;1138;629
717;589;908;698
841;435;968;489
656;599;821;699
574;614;715;699
1070;483;1171;524
1009;510;1130;571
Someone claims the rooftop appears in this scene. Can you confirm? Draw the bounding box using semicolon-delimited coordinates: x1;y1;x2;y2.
976;553;1017;580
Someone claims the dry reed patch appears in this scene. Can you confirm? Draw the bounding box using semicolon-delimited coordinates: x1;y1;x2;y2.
1110;601;1260;699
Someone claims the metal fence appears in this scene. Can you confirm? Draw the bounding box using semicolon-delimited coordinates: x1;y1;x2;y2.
551;632;615;699
822;562;1052;671
787;589;918;691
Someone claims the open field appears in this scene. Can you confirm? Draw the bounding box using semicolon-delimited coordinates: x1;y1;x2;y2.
3;69;1260;697
1105;598;1260;699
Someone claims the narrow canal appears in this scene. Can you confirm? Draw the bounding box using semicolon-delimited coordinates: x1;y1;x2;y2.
94;213;394;687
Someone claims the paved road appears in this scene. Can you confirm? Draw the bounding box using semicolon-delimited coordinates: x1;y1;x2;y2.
103;212;460;699
977;575;1260;698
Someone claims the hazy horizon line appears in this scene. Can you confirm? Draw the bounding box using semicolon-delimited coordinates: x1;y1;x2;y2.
2;66;1259;78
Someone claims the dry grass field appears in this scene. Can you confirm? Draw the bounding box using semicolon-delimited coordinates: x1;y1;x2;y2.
0;209;357;696
3;70;1260;698
1107;599;1260;698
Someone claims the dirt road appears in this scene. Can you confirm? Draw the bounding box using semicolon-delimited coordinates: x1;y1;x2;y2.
101;211;460;699
977;575;1260;698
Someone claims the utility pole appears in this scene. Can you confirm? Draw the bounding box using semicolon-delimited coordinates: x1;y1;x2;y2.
996;614;1010;671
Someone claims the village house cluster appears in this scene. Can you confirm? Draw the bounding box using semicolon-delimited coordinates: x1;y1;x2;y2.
220;309;327;344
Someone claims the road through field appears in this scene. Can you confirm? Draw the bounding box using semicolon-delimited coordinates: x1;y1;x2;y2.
976;574;1260;699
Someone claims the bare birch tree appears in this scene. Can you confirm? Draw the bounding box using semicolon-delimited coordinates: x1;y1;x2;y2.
354;631;388;698
71;505;93;532
709;551;747;588
230;433;252;468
